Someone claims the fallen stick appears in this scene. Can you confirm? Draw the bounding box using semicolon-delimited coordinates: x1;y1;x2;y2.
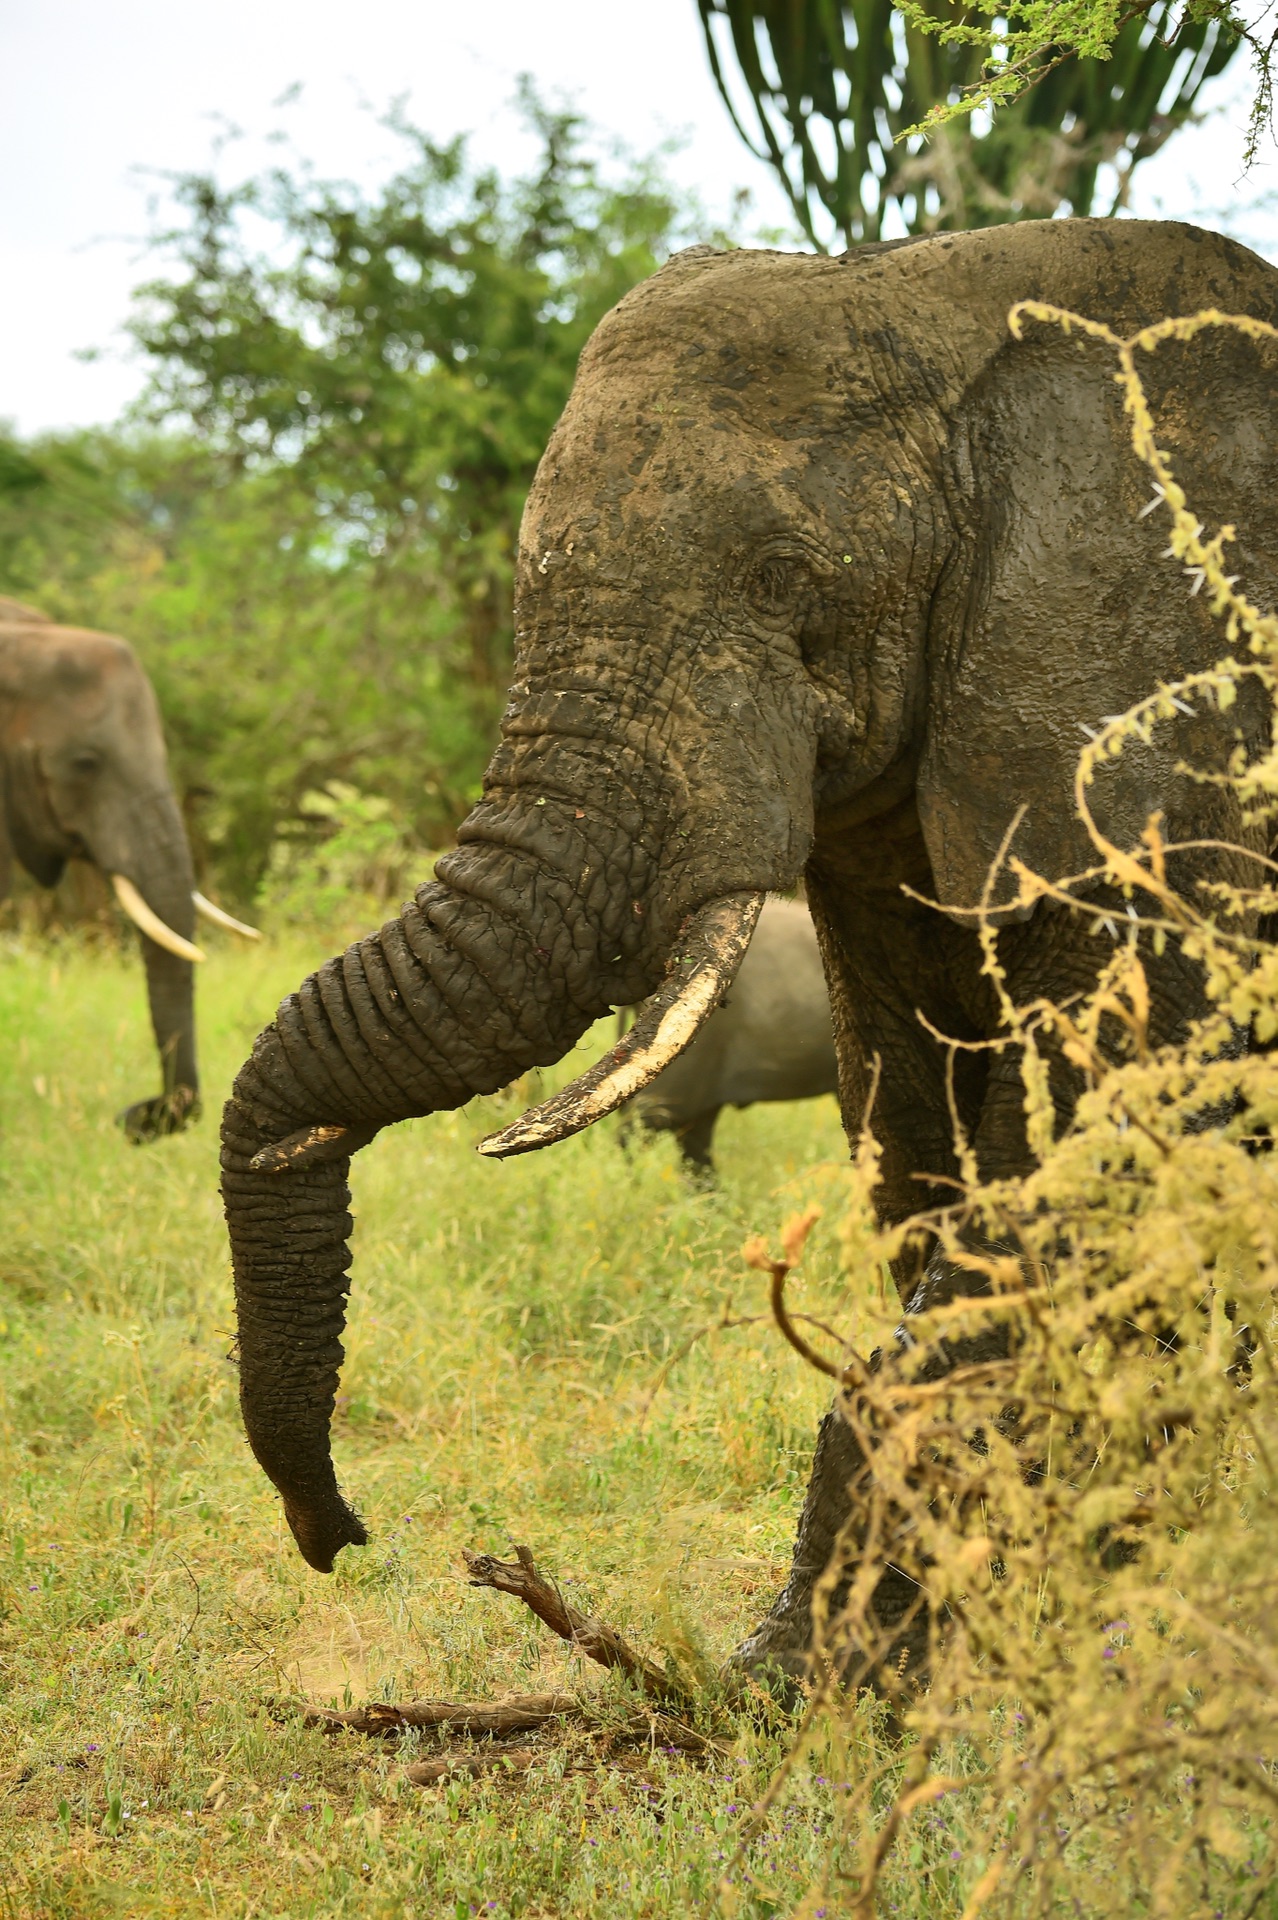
462;1544;691;1709
303;1692;578;1738
307;1689;721;1761
403;1746;538;1787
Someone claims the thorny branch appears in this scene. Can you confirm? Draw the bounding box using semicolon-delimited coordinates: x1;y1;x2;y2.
730;311;1278;1906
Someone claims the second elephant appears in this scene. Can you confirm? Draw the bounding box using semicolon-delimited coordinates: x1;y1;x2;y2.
0;597;254;1140
628;896;837;1170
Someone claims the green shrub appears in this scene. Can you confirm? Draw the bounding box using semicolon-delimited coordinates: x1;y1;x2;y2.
0;92;702;905
257;781;429;934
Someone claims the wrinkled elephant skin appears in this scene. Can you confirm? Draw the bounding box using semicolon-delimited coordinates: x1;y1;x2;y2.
221;222;1278;1682
0;599;200;1139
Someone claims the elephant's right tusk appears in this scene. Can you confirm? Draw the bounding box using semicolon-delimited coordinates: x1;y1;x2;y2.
111;874;205;963
193;890;261;940
478;890;766;1159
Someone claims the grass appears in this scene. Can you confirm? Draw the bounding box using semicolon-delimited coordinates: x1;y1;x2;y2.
0;921;924;1918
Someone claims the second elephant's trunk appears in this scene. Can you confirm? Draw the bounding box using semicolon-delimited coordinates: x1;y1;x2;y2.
116;788;201;1138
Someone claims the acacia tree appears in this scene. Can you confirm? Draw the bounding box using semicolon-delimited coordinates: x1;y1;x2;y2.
1;97;692;899
129;88;687;692
697;0;1241;243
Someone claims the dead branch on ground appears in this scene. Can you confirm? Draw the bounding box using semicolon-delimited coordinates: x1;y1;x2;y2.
287;1545;726;1788
303;1691;577;1738
402;1746;539;1786
462;1543;689;1708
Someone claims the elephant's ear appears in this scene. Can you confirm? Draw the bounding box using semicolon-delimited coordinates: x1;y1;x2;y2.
3;746;64;890
915;327;1278;922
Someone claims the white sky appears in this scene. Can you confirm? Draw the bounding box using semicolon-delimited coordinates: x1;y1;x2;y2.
2;0;1276;438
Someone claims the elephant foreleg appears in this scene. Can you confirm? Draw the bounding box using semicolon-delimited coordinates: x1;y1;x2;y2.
729;1287;994;1699
728;1393;928;1696
734;886;1223;1695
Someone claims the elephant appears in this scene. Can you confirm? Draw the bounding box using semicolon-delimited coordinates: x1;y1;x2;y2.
625;894;837;1170
0;597;256;1140
219;219;1278;1687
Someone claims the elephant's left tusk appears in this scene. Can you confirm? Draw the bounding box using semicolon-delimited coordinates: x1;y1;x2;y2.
478;890;766;1159
193;890;261;940
111;874;205;963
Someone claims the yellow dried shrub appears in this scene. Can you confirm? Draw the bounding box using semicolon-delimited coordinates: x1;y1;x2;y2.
750;308;1278;1919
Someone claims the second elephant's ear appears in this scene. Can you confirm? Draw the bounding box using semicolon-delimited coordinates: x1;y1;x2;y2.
3;745;65;890
0;777;11;904
916;327;1278;921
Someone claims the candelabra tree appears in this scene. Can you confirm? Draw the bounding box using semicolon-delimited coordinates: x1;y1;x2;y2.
697;0;1242;244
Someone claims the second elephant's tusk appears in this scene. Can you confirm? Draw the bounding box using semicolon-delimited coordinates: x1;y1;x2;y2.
478;890;766;1159
193;890;261;940
111;874;205;963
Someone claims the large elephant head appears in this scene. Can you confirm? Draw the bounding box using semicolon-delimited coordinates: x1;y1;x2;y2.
222;220;1278;1575
0;598;234;1140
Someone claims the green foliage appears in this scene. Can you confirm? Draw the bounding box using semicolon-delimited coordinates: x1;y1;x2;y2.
0;96;692;903
129;83;687;690
698;0;1242;242
0;438;46;499
261;780;425;930
0;430;460;904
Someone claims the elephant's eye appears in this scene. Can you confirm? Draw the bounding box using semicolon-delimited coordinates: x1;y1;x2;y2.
744;551;810;628
69;749;103;777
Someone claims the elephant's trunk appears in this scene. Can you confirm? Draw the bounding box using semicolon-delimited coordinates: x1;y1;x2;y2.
120;788;200;1131
221;802;723;1571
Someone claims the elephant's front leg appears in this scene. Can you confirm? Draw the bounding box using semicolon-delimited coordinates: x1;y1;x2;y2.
730;1386;930;1697
733;891;1214;1695
732;855;985;1693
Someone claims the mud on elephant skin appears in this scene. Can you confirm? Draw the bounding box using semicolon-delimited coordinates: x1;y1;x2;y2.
221;221;1278;1685
0;598;255;1141
624;895;837;1173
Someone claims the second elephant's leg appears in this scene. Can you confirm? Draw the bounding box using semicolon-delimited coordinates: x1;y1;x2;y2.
675;1106;720;1172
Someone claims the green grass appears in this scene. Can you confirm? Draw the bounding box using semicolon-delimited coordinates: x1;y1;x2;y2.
0;924;920;1917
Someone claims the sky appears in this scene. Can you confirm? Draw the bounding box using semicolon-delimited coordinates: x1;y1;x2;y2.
2;0;1276;438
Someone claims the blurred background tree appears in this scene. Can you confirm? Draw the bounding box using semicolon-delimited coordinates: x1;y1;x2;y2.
0;93;693;905
697;0;1242;244
2;19;1263;916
